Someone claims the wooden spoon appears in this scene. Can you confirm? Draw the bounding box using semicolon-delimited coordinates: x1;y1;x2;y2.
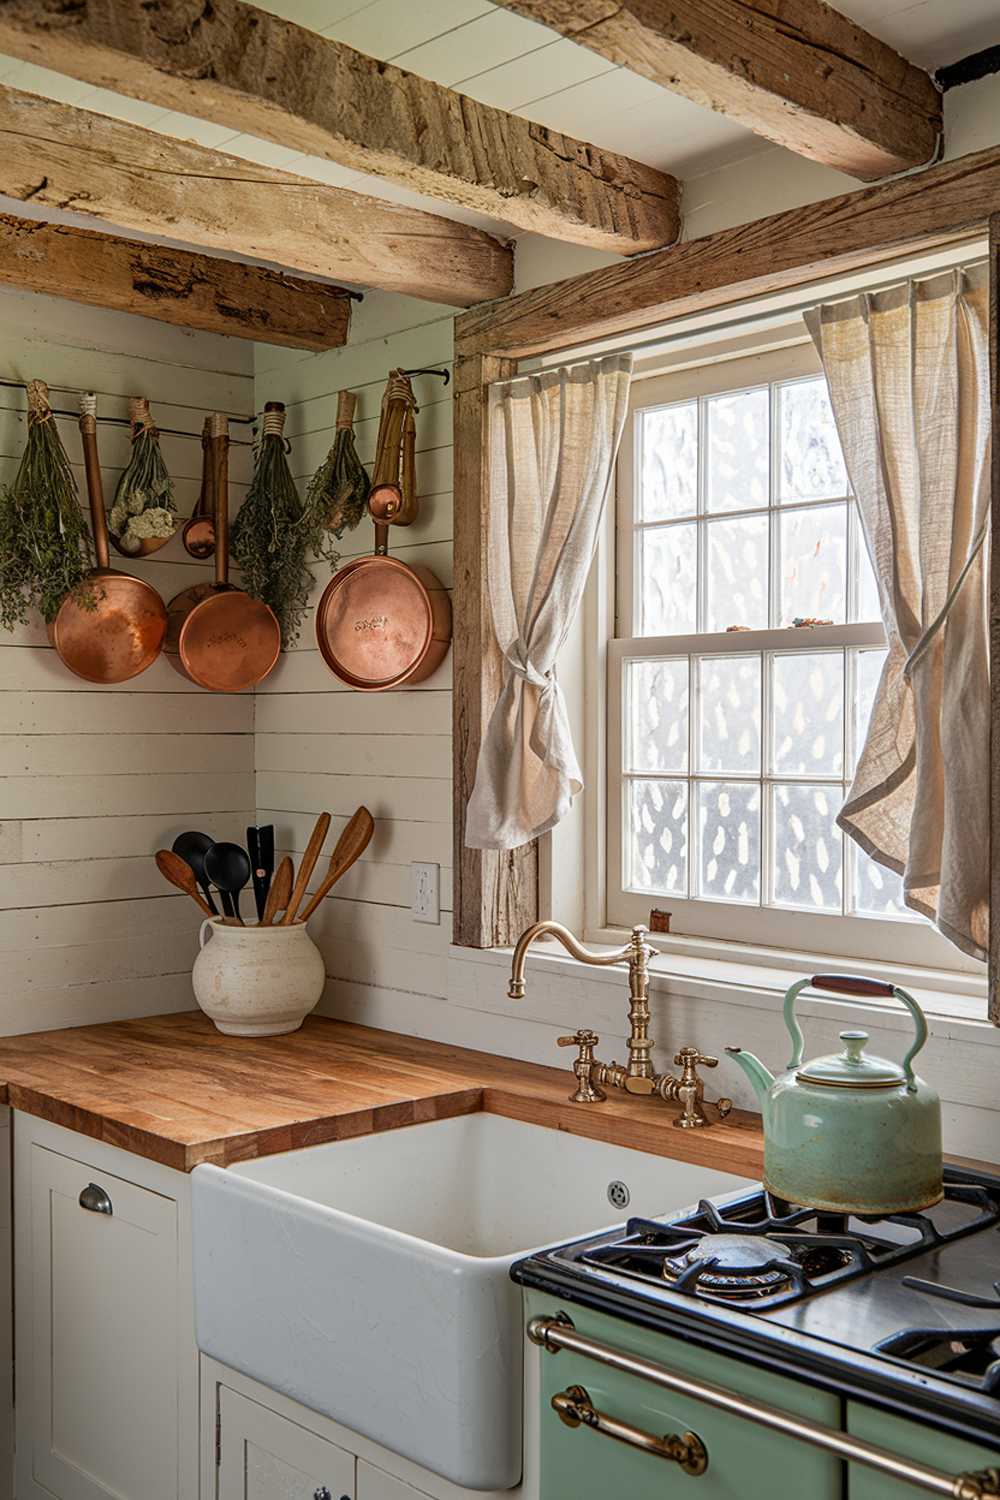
260;856;293;926
155;849;213;916
281;811;331;925
297;808;375;925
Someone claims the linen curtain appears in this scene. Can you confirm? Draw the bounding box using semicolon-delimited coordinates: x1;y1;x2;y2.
805;265;991;965
465;353;633;851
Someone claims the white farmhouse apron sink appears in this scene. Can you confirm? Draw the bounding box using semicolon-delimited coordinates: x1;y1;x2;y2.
191;1110;751;1490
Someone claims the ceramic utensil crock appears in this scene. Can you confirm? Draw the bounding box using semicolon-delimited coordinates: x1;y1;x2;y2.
726;974;942;1214
193;918;325;1036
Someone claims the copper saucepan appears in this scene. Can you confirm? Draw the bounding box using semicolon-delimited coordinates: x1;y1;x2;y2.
316;372;451;690
166;413;281;692
48;393;167;684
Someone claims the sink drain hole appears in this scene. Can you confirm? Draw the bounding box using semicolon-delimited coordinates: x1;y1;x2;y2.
607;1180;630;1210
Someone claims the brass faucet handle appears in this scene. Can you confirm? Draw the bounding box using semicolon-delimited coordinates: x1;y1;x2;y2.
674;1046;718;1073
559;1029;600;1053
557;1031;606;1105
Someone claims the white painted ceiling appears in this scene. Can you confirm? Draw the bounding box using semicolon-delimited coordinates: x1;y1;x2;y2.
0;0;995;258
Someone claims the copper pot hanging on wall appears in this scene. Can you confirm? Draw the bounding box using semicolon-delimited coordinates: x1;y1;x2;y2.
315;370;451;691
166;412;281;692
48;394;168;684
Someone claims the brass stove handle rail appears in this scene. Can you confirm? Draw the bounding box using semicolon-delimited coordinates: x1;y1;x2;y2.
529;1316;1000;1500
552;1383;707;1477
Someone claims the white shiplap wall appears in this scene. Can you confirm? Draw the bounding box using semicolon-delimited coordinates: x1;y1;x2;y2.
253;293;454;1014
0;287;255;1035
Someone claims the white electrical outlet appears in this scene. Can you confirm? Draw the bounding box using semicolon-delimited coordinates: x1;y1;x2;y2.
411;862;440;924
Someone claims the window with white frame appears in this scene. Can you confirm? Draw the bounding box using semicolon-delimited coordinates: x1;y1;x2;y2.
609;342;970;971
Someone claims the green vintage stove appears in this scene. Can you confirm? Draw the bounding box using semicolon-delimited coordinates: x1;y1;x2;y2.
513;1168;1000;1498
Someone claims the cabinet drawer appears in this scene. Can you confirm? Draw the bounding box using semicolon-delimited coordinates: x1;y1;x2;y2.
219;1386;355;1500
847;1403;1000;1498
26;1143;180;1500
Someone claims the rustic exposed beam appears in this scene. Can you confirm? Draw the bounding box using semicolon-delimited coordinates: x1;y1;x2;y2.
0;0;681;256
455;144;1000;362
491;0;942;181
0;212;353;349
0;86;511;308
453;353;538;948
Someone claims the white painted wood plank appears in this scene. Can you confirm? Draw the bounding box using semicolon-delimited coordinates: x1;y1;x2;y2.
0;855;202;908
0;972;196;1035
254;691;449;737
17;810;250;863
0;771;254;819
0;735;252;777
254;321;453;409
254;769;450;824
324;1;494;63
1;693;251;735
260;809;451;868
394;9;556;87
273;850;453;911
0;893;198;949
256;733;450;778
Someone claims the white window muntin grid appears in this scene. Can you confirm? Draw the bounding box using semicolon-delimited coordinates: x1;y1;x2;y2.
631;375;865;637
615;624;900;923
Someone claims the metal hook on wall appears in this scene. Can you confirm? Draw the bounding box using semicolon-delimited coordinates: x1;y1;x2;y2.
400;367;450;386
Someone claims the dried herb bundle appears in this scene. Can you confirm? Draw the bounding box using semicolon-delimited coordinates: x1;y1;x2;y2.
305;389;370;539
108;397;176;555
0;379;93;629
231;401;339;645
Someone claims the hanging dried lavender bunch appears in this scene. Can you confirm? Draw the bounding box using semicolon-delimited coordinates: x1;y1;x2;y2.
108;397;176;555
231;401;339;645
0;379;93;629
305;389;370;539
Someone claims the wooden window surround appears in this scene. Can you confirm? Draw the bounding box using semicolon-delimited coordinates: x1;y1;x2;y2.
451;143;1000;1023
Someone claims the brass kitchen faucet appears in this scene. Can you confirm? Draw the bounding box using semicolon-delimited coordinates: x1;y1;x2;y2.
508;921;732;1129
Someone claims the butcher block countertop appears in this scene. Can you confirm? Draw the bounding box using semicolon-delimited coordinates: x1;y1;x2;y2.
0;1011;766;1175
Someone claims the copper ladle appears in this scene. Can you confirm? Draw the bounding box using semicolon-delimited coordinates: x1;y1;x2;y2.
48;393;167;684
181;417;216;560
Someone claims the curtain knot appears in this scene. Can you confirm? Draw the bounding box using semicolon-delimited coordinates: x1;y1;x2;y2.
503;640;552;691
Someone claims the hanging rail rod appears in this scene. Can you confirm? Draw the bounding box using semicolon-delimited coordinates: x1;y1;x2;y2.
0;375;256;445
401;367;450;385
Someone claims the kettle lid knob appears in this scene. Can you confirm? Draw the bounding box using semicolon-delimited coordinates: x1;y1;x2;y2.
840;1029;869;1064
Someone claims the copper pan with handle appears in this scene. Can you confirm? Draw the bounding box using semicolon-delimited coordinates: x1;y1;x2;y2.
166;413;281;692
315;371;451;691
48;394;167;684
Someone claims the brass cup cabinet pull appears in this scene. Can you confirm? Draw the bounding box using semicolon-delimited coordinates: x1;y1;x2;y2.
79;1183;113;1216
552;1384;708;1476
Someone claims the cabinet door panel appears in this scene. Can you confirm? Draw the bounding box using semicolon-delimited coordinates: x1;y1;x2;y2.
356;1460;427;1500
29;1144;179;1500
219;1387;354;1500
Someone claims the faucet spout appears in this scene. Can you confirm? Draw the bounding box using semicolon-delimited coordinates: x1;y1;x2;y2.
508;920;637;999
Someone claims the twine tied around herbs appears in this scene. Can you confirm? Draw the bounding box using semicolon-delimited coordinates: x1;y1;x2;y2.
26;379;53;424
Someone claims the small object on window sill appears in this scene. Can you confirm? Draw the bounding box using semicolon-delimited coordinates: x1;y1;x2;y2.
792;616;833;628
649;908;672;934
725;625;751;632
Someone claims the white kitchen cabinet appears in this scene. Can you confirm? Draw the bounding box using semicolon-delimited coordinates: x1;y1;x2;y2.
218;1387;355;1500
14;1113;199;1500
356;1460;427;1500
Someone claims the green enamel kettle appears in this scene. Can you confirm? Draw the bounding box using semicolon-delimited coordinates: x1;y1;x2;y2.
726;974;942;1215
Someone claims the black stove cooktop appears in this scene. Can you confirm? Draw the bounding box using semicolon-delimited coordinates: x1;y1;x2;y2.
512;1165;1000;1448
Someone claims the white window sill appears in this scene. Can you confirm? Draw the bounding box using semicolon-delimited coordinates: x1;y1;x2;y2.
450;932;994;1045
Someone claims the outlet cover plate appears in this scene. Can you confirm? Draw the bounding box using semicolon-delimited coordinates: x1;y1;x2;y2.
411;862;440;924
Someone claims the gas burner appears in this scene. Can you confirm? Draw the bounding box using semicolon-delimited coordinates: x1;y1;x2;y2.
663;1234;798;1300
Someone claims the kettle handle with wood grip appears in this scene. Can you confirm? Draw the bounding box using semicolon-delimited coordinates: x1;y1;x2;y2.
784;975;928;1092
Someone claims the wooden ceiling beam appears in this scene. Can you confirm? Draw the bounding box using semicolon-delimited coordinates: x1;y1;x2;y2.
0;86;512;308
0;0;680;255
490;0;942;181
455;142;999;361
0;212;353;349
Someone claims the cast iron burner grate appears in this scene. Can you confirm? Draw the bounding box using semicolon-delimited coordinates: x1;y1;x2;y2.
876;1325;1000;1394
570;1172;1000;1309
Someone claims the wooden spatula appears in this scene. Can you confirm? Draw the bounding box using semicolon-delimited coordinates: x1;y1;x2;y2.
155;849;214;916
297;807;375;925
260;855;293;926
281;812;331;925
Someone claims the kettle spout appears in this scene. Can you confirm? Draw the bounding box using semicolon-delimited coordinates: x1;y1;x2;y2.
724;1046;775;1107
